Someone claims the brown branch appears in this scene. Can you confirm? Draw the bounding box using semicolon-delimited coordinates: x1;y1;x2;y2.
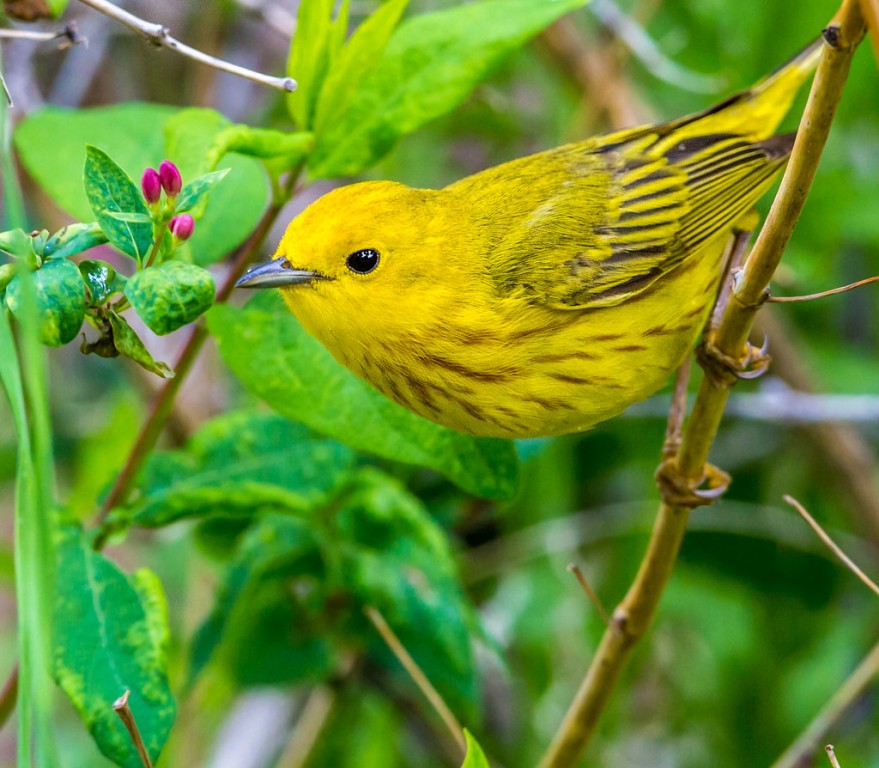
567;564;611;626
771;642;879;768
859;0;879;65
769;274;879;302
537;6;865;767
74;0;296;92
275;686;337;768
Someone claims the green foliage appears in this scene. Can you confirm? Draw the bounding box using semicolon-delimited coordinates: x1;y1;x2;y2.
53;523;176;768
207;292;519;500
307;0;590;178
83;145;152;262
124;262;215;336
462;731;490;768
5;259;85;346
126;410;356;527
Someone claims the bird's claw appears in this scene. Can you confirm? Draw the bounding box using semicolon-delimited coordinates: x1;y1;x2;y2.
696;334;771;389
655;458;731;509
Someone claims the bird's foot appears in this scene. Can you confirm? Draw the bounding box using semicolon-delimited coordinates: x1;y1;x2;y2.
696;334;771;389
655;458;731;509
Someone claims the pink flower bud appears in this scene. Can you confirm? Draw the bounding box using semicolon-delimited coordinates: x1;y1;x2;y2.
141;167;162;205
168;214;195;241
159;160;182;197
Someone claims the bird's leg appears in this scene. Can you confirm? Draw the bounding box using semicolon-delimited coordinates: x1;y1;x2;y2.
654;355;731;508
655;458;731;508
697;227;771;389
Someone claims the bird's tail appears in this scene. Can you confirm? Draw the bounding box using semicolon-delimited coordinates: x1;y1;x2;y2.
662;39;823;144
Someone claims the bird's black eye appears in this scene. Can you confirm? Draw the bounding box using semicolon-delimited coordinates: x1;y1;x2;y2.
346;248;380;275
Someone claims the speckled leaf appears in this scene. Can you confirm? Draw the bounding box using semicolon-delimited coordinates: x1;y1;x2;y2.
53;523;176;768
190;513;333;685
125;261;215;336
462;732;490;768
5;259;86;346
108;311;173;378
338;470;480;716
43;222;108;260
308;0;588;178
79;260;123;306
207;292;519;500
128;410;356;527
83;145;152;261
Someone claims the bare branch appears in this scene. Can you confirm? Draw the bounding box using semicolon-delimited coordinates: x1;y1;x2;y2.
784;495;879;598
275;686;337;768
769;275;879;302
538;4;866;766
74;0;297;92
364;606;467;757
113;691;154;768
826;745;843;768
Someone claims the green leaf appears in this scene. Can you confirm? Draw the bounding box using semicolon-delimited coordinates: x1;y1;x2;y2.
124;261;215;336
163;109;270;264
313;0;410;138
79;259;123;306
5;259;86;346
83;145;153;260
207;292;519;500
309;0;589;178
190;513;333;685
206;126;314;172
286;0;336;128
46;0;70;16
53;523;176;768
108;311;173;378
43;222;108;260
337;470;479;715
128;410;357;527
13;104;267;267
0;228;39;262
174;168;229;213
462;731;490;768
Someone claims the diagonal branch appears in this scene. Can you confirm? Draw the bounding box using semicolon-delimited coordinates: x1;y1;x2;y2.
536;4;866;767
74;0;296;92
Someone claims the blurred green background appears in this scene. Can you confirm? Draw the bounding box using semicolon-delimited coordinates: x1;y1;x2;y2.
1;0;878;766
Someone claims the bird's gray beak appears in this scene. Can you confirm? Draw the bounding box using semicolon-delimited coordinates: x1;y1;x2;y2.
235;257;321;289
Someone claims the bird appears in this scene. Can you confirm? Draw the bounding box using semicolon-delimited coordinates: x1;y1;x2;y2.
236;41;822;439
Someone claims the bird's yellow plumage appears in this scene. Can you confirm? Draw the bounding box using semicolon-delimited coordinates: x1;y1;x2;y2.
237;41;822;438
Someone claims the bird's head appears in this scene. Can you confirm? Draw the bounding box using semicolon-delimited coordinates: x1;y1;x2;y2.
236;181;467;350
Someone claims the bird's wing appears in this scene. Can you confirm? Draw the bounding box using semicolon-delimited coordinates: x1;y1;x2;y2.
488;129;791;310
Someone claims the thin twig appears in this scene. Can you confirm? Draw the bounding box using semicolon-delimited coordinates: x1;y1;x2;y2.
74;0;296;92
364;606;467;757
784;495;879;598
769;275;879;302
770;642;879;768
567;564;611;627
275;686;336;768
113;691;154;768
826;745;842;768
0;22;84;47
537;6;865;767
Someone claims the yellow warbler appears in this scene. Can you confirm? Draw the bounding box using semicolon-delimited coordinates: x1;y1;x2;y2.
237;42;821;439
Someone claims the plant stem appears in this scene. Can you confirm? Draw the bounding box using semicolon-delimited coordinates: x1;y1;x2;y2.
536;5;865;767
91;191;290;549
771;639;879;768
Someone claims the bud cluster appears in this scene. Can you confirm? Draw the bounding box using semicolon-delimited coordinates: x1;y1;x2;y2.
140;160;194;242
